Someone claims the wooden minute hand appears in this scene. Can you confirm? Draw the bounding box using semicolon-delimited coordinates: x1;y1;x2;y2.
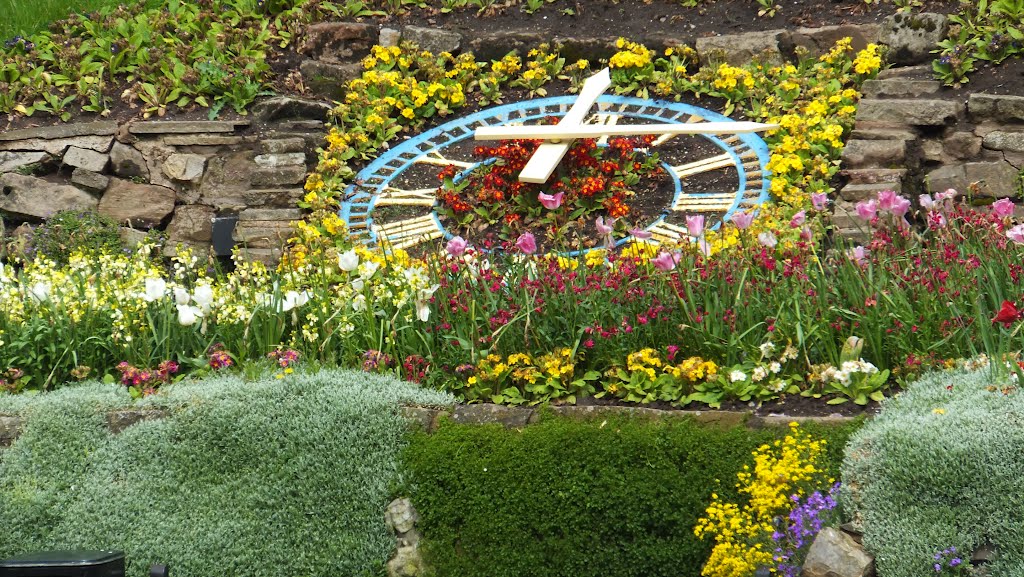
474;121;780;141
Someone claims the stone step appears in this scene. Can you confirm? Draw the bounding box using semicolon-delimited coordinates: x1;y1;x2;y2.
840;168;907;185
841;139;907;169
969;93;1024;123
839;182;903;203
856;99;961;126
860;79;940;99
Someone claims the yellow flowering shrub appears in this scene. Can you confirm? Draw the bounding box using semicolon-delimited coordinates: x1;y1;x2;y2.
694;423;832;577
456;348;600;405
602;348;719;405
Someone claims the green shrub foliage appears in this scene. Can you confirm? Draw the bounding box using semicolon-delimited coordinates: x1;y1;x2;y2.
29;209;123;265
842;368;1024;577
403;414;859;577
0;369;453;577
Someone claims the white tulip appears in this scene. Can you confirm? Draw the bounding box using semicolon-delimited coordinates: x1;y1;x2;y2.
352;294;367;312
351;278;365;292
176;304;203;326
282;290;310;312
360;260;380;279
192;283;214;312
173;287;190;306
142;277;167;302
29;281;51;302
338;249;359;272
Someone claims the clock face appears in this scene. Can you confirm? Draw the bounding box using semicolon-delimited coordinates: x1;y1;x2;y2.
341;95;771;252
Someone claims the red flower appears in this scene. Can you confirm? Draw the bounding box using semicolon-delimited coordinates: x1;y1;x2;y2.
992;300;1023;326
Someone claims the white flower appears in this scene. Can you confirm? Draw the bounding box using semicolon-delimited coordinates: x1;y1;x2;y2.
352;278;365;291
757;231;778;248
414;284;440;322
769;362;782;374
352;294;367;312
176;304;203;326
29;281;51;302
338;249;359;272
192;283;214;312
782;345;798;361
759;341;775;358
142;277;167;302
173;287;190;306
0;261;8;284
360;260;380;278
752;366;768;382
729;370;747;383
281;290;310;312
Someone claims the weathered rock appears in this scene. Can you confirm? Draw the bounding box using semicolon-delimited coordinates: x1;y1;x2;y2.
162;153;207;183
380;27;401;48
856;99;960;126
403;26;462;55
451;404;533;428
128;120;247;135
781;24;880;58
860;79;940;99
802;527;874;577
99;178;176;228
969;93;1024;123
0;173;98;219
944;132;983;159
840;182;902;203
469;31;547;62
840;168;906;186
107;409;169;434
251;165;308;187
62;146;109;172
401;406;445;433
251;96;332;123
557;37;619;63
983;131;1024;153
925;164;966;195
920;140;945;163
849;127;918;141
109;142;150;180
199;151;258;210
261;138;306;155
875;64;932;80
234;247;282;266
119;227;150;249
132;140;179;190
0;135;113;156
167;205;215;243
965;161;1022;198
696;30;784;66
0;122;118;142
879;12;948;65
300;60;363;101
0;151;49;174
386;546;423;577
386;498;420;535
254;153;306;168
241;188;305;208
0;415;21;447
232;208;302;248
840;139;906;169
71;168;110;192
298;21;377;62
161;134;245;146
832;200;872;243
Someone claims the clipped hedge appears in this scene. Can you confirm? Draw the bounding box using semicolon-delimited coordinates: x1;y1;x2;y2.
842;368;1024;577
402;413;860;577
0;369;453;577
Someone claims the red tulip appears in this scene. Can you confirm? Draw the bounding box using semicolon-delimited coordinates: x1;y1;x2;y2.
992;300;1023;326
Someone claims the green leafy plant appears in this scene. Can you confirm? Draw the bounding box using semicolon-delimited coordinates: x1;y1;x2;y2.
28;209;123;265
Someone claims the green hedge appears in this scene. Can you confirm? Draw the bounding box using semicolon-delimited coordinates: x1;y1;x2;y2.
402;413;861;577
0;369;454;577
842;368;1024;577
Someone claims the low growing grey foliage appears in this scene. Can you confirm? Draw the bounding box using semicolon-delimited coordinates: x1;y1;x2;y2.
0;369;453;577
842;367;1024;577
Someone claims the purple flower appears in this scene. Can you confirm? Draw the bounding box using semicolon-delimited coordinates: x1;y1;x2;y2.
789;210;806;228
652;251;681;271
630;227;653;240
811;193;829;211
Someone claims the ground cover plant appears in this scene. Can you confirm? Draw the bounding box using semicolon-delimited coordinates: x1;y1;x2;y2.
402;416;859;577
0;368;454;577
842;366;1024;576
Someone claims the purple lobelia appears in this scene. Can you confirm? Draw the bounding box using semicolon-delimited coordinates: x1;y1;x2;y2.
772;482;841;577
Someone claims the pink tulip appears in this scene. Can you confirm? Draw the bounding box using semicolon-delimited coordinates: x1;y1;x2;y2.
919;194;935;210
890;196;911;218
789;210;806;228
993;198;1015;218
686;215;705;238
757;231;778;248
630;228;653;240
515;232;537;254
936;188;958;203
1007;224;1024;244
800;225;813;242
652;251;681;271
877;190;898;213
731;211;754;230
698;237;711;257
847;245;869;265
538;192;564;210
855;199;878;221
811;193;830;211
446;236;467;257
596;216;616;248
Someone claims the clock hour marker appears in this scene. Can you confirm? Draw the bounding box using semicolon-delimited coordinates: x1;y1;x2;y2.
670;153;736;178
672;193;736;212
414;151;475;169
647;221;689;243
376;187;437;207
373;215;444;250
586;113;619;146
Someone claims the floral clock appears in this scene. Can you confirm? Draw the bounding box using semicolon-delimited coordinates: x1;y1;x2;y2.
340;94;772;252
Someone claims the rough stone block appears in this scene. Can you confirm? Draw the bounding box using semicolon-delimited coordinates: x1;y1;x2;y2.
62;146;109;172
167;205;215;244
107;409;169;433
109;142;150;180
298;22;377;62
964;161;1022;198
99;178;176;228
199;151;258;210
261;138;306;155
0;135;113;156
251;165;308;187
983;131;1024;153
696;29;785;67
379;27;401;48
925;164;966;195
451;404;533;428
469;31;546;62
840;182;902;203
781;23;880;58
71;168;110;191
840;168;906;186
0;415;21;446
128;121;248;135
162;153;207;183
300;60;363;101
860;79;940;99
0;122;118;142
879;12;948;65
251;96;332;123
254;153;306;168
0;151;49;174
855;99;960;126
0;173;98;219
944;131;983;159
403;26;462;55
802;527;874;577
840;139;906;169
233;208;302;248
970;93;1024;123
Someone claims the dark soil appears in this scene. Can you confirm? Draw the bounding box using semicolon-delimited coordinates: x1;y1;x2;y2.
579;393;882;418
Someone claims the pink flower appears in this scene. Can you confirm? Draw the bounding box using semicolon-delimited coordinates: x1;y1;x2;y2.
919;194;936;210
935;188;958;203
789;210;806;228
1007;224;1024;244
993;198;1015;219
652;251;681;271
928;211;947;229
855;199;878;221
877;190;898;213
596;216;616;248
686;215;705;237
847;245;869;265
731;211;754;230
630;228;653;240
800;225;813;242
538;191;564;210
697;237;711;257
446;236;468;257
811;193;829;211
515;232;537;254
890;196;911;218
757;231;778;248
